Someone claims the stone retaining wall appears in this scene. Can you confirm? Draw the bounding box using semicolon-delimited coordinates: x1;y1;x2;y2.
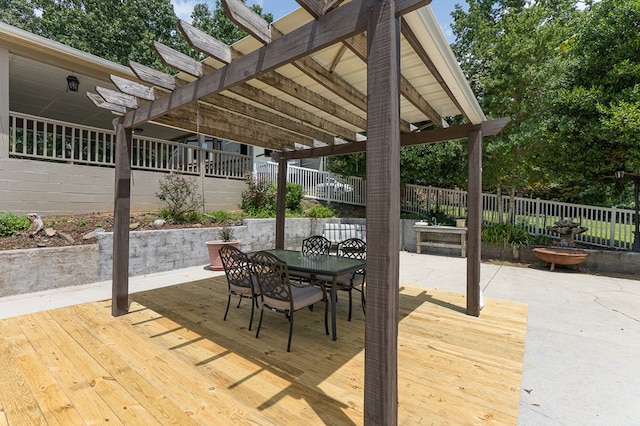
1;218;636;298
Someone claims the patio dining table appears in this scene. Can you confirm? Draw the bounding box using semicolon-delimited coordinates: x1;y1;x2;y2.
259;249;366;341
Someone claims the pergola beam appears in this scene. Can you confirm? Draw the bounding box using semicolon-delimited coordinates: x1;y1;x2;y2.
121;0;431;129
342;33;445;127
273;117;509;161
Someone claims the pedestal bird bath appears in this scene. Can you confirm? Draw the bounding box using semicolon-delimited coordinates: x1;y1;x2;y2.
533;219;589;271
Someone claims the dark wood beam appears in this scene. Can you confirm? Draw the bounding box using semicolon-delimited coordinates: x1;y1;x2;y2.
466;128;482;316
112;119;132;316
121;0;430;129
275;156;287;249
274;117;509;160
364;0;400;423
295;0;324;17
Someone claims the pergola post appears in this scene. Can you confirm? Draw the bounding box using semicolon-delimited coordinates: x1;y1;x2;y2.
364;0;401;423
275;155;287;249
112;119;132;316
466;129;482;316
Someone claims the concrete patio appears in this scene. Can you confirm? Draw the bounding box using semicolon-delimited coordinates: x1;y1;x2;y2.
1;252;638;424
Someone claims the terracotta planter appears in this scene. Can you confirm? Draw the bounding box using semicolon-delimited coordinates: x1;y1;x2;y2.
205;240;240;270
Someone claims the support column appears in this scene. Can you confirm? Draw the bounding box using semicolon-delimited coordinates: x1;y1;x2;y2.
365;1;400;424
0;48;9;159
112;119;132;316
275;155;287;249
466;129;482;316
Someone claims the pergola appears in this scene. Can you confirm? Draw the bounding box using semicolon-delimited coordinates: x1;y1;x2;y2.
88;0;508;423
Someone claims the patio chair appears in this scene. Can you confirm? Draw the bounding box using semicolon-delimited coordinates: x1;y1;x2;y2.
301;235;332;255
219;244;260;331
251;251;328;352
289;235;333;287
335;238;366;321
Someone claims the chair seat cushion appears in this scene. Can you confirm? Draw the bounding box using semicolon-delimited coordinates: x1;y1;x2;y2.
263;285;324;311
229;275;260;295
336;272;365;289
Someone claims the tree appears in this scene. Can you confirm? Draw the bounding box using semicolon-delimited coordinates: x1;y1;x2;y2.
451;0;584;205
191;0;272;45
546;0;640;203
2;0;186;69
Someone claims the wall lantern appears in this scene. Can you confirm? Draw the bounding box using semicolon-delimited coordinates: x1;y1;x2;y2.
615;170;625;180
66;75;79;92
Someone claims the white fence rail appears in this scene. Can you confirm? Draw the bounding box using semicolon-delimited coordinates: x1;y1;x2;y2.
403;184;637;250
256;160;366;206
8;112;251;179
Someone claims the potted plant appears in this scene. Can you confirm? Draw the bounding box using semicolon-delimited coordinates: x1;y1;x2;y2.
205;226;239;270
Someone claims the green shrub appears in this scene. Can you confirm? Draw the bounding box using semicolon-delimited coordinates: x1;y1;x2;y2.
241;175;276;216
481;223;533;247
156;172;204;223
285;182;304;212
207;210;246;223
305;205;335;218
0;212;30;237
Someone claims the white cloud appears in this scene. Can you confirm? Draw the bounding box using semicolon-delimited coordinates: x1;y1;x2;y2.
171;0;199;23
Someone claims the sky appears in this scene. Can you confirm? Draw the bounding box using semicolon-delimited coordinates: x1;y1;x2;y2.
170;0;463;43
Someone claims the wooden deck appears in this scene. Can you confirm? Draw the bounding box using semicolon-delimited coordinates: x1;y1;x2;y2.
0;277;527;425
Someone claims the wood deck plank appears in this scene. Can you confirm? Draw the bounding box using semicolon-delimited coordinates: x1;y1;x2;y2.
47;308;199;425
0;318;47;425
16;315;121;425
0;277;527;425
29;312;160;424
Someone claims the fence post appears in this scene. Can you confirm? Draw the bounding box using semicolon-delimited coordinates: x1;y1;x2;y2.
535;198;541;235
609;206;617;248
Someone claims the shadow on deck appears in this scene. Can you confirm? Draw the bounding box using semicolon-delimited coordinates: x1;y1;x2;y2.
0;276;527;424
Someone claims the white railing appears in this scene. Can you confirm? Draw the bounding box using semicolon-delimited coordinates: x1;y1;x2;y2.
404;184;637;250
256;160;366;206
8;112;251;179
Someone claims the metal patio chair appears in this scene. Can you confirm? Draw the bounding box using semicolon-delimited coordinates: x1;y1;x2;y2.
251;250;328;352
219;244;260;331
335;238;366;321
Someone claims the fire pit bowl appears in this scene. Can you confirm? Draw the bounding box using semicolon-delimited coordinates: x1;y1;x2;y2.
533;247;590;272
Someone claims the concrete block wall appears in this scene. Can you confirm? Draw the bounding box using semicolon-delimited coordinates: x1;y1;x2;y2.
0;245;100;297
0;158;244;215
2;218;636;298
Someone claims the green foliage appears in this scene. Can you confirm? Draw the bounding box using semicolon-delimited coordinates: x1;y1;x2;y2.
207;210;245;223
75;219;88;226
156;172;204;223
4;0;191;70
218;226;234;242
547;0;640;196
481;223;534;247
327;153;366;179
305;205;335;218
0;212;30;237
191;0;273;45
285;182;304;212
241;175;276;216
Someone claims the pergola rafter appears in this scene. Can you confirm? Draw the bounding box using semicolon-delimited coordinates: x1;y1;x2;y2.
86;1;510;423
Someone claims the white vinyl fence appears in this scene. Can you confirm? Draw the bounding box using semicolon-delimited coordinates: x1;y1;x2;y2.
256;160;366;206
403;184;637;250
